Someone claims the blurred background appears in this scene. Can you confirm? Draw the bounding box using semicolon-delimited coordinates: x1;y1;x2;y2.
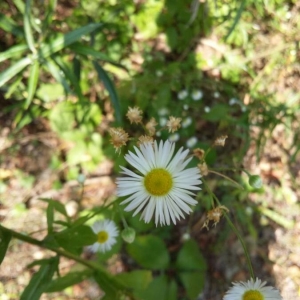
0;0;299;299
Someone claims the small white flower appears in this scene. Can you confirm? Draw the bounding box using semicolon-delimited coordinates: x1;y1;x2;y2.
204;106;211;113
186;137;197;148
229;97;239;105
223;277;282;300
182;117;192;128
158;107;169;116
191;90;203;101
156;70;163;77
183;104;189;110
168;133;180;142
89;220;119;253
213;91;220;98
177;90;188;100
159;117;168;127
156;131;162;137
116;140;202;226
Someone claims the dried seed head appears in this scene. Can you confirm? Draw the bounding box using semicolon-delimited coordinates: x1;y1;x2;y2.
193;148;205;160
126;106;143;124
214;135;228;147
166;116;181;133
109;127;129;153
137;135;154;147
198;162;208;176
145;117;158;136
202;206;229;230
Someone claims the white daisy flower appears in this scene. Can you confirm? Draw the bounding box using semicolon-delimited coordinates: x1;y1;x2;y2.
191;90;203;101
88;220;118;253
116;140;202;226
177;90;188;100
223;277;282;300
204;106;211;113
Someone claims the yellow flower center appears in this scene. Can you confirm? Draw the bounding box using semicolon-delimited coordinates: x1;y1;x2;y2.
243;290;264;300
144;168;173;196
97;231;109;244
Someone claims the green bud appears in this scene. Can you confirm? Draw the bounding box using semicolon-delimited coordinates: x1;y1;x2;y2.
249;175;262;189
121;227;136;243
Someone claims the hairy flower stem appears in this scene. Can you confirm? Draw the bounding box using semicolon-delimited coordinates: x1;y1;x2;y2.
202;179;255;280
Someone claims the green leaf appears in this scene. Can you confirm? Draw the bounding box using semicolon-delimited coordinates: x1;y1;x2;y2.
115;270;152;292
166;280;177;300
176;239;207;271
126;235;169;270
39;23;103;58
45;269;93;292
39;198;69;219
0;56;32;88
0;44;28;63
0;13;23;36
24;0;36;53
179;271;205;300
138;275;168;300
20;257;59;300
46;202;54;234
25;59;39;108
69;42;128;71
0;227;11;265
54;225;97;253
93;61;122;124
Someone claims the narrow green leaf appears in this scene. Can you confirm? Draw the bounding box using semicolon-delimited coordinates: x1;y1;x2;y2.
45;269;93;293
24;0;36;53
25;59;40;108
73;56;81;81
225;0;246;41
42;58;71;94
39;198;68;219
69;43;128;72
47;202;54;234
0;56;32;88
93;61;122;124
0;13;23;36
0;44;28;63
0;227;11;265
43;0;57;29
13;0;25;13
39;23;103;58
52;56;84;102
20;257;59;300
126;235;170;270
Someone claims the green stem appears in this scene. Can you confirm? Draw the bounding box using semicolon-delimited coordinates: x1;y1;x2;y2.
202;179;255;279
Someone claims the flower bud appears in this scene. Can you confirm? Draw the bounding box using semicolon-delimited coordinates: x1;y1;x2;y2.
249;175;263;189
121;227;136;243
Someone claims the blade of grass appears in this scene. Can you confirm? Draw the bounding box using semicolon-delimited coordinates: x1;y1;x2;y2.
225;0;246;41
0;44;28;63
0;13;23;36
39;23;103;58
25;59;40;108
24;0;36;53
0;56;32;87
69;42;128;72
93;61;122;124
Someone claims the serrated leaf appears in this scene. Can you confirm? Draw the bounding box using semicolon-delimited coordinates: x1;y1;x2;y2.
25;59;39;108
45;269;93;292
179;271;205;300
176;239;207;271
20;257;59;300
0;227;11;265
126;235;169;270
93;61;122;124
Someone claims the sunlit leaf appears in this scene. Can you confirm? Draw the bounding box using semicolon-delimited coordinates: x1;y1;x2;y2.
24;0;36;53
0;44;28;63
25;59;39;108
